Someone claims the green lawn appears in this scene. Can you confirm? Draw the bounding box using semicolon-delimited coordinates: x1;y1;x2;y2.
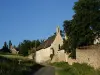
51;62;100;75
0;53;36;75
0;53;28;60
1;53;100;75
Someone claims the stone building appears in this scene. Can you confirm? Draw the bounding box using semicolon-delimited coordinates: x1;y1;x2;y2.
35;26;67;63
10;45;19;54
33;26;100;69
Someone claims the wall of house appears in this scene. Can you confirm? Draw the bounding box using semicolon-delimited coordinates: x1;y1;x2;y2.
35;48;67;63
51;30;63;55
57;50;67;62
35;26;64;63
35;47;52;63
51;50;68;63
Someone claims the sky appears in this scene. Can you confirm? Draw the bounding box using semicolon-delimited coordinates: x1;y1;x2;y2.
0;0;77;48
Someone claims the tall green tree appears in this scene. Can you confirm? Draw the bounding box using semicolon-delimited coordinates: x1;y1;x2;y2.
4;41;8;48
63;20;72;36
18;40;31;56
1;41;10;53
63;0;100;58
63;20;72;52
73;0;100;40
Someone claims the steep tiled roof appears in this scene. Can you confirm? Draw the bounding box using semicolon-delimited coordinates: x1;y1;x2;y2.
37;35;56;50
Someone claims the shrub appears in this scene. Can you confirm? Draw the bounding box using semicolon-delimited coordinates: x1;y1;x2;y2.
52;62;100;75
50;62;69;68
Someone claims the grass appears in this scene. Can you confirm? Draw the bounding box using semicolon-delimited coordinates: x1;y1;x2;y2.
0;53;38;75
51;62;100;75
0;53;27;60
1;53;100;75
50;62;70;68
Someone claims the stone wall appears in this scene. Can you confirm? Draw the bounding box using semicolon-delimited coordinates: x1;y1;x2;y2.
35;47;51;63
75;44;100;69
34;44;100;69
51;50;68;63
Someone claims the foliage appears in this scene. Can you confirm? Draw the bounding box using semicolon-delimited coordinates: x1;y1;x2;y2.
0;39;42;56
63;0;100;58
61;39;71;53
50;62;69;68
63;20;72;36
51;62;100;75
73;0;100;36
72;0;100;46
0;42;10;53
18;40;41;56
18;40;31;56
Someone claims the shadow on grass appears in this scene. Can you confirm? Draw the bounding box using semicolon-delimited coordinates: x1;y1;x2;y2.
23;63;45;75
0;56;45;75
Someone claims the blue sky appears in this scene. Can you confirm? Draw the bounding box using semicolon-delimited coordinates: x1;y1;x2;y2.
0;0;77;48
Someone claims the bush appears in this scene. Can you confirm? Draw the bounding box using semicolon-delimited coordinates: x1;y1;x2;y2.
72;63;97;75
51;62;100;75
50;62;69;68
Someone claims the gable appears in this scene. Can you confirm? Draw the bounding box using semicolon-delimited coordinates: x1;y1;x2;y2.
37;35;56;50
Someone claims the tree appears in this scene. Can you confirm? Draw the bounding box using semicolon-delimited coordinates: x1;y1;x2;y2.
63;20;72;36
63;0;100;58
18;40;41;56
62;20;72;52
1;41;10;53
78;0;100;33
35;40;41;48
72;0;100;46
73;0;100;40
18;40;31;56
4;41;8;48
